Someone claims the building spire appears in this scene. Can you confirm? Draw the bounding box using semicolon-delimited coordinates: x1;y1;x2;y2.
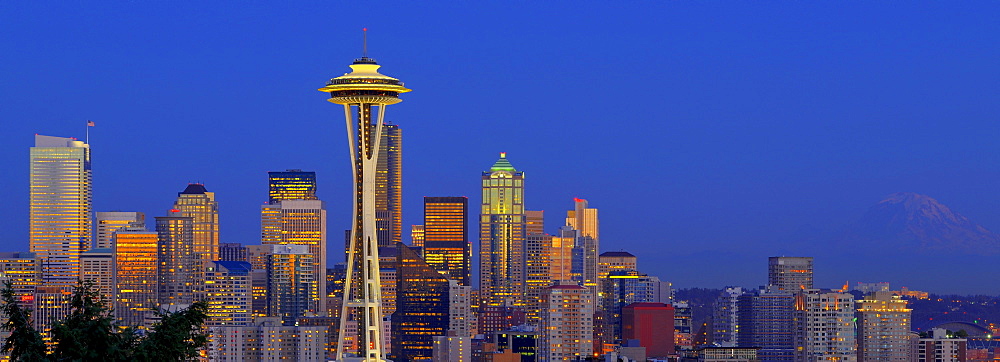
363;27;368;57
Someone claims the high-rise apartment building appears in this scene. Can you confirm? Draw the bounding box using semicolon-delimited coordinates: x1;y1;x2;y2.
736;289;796;361
173;183;220;262
856;292;912;361
712;287;747;346
566;198;599;291
205;261;252;327
423;196;470;286
768;257;813;291
268;169;318;204
916;329;966;362
793;289;856;361
391;243;450;361
524;232;552;322
480;153;526;307
29;135;92;288
261;199;327;313
156;213;197;306
267;244;317;325
95;211;145;250
376;124;402;247
79;248;114;302
206;317;328;361
539;284;594;361
114;228;159;327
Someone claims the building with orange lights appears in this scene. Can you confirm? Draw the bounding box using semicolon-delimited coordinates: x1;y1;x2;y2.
768;256;813;291
423;196;470;286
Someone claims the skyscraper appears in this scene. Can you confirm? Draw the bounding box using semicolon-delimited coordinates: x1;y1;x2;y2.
793;289;856;361
736;289;796;361
539;284;593;361
267;244;317;325
391;243;450;361
376;124;402;247
156;213;197;306
261;199;327;313
95;211;145;250
114;227;158;327
423;196;470;286
856;292;912;361
29;135;92;288
566;198;599;292
205;261;253;327
173;183;220;262
480;152;526;307
268;169;318;204
319;47;411;360
410;225;424;248
712;287;747;346
768;256;813;291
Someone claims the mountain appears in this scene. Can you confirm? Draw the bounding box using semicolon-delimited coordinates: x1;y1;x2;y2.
839;192;1000;255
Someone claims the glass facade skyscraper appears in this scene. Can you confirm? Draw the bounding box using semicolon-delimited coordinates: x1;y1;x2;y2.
173;183;220;262
423;196;470;286
156;214;197;306
261;199;327;314
376;124;402;247
29;135;92;288
268;169;318;204
479;153;526;307
391;243;449;362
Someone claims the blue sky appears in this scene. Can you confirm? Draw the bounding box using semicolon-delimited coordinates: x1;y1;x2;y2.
2;2;998;293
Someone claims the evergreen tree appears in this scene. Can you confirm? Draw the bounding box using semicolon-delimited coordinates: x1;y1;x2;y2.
50;280;130;361
0;281;48;361
132;300;209;361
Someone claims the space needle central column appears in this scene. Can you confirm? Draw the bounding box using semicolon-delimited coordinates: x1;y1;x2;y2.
319;50;410;361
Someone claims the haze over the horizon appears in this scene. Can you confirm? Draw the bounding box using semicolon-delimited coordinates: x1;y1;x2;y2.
2;2;998;294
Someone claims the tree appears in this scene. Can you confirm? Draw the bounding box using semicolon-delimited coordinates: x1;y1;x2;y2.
0;281;48;361
50;280;131;361
132;300;209;361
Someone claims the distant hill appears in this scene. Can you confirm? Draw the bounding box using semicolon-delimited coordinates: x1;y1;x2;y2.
838;192;1000;255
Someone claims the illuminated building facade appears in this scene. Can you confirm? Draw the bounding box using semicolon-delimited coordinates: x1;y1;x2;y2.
391;243;450;361
793;289;856;361
449;280;472;338
566;198;599;293
205;260;252;327
246;244;271;271
173;183;220;262
267;244;317;325
768;256;813;291
319;48;411;361
0;252;39;305
95;211;145;249
597;251;636;283
80;248;114;302
114;228;159;327
206;317;328;361
376;124;402;247
480;153;526;307
712;286;747;347
410;225;424;248
549;226;576;283
525;210;544;235
856;292;911;361
261;199;327;313
156;214;197;306
523;233;552;322
268;169;318;204
539;284;593;361
33;286;71;343
29;135;92;288
219;242;248;262
423;196;470;286
916;329;967;362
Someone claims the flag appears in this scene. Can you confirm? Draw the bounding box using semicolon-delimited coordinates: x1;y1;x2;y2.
87;120;95;127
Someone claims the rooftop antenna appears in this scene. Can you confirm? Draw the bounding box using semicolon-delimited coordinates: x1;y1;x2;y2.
363;27;368;57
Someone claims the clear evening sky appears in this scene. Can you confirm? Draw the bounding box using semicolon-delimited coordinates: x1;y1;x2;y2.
2;2;998;294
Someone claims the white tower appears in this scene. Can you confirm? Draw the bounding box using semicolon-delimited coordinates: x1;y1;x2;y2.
318;33;411;361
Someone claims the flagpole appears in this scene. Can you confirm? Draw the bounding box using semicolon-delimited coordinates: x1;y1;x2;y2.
86;121;89;144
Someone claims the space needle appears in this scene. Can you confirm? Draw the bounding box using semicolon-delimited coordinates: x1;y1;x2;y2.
319;30;410;361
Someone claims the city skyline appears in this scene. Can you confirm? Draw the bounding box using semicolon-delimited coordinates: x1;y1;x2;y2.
3;2;1000;295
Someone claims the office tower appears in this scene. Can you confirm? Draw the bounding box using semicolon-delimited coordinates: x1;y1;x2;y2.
856;292;911;361
711;287;746;346
622;303;675;358
523;233;552;321
525;210;544;235
205;261;252;327
566;198;599;291
268;169;318;204
79;248;114;301
95;211;145;249
267;244;317;325
172;183;220;262
597;251;637;282
261;199;327;313
380;265;397;319
478;305;527;335
916;329;967;362
29;135;92;288
793;289;856;361
114;228;158;327
768;256;813;291
391;243;450;361
736;289;796;361
423;196;470;286
410;225;424;248
600;270;671;343
246;244;271;271
549;226;576;283
156;214;196;306
219;242;248;262
433;335;472;362
320;49;410;361
34;286;71;343
0;252;39;306
250;269;268;318
538;284;593;361
480;152;526;307
206;317;328;361
376;124;402;247
449;280;472;338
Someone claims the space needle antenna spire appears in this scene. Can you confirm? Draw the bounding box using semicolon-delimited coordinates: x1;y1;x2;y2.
363;27;368;57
